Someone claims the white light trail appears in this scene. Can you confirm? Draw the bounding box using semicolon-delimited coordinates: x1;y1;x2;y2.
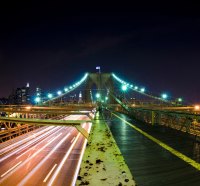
47;133;81;186
43;164;57;183
0;129;64;184
0;126;54;155
1;161;22;178
18;132;71;186
71;137;76;143
71;122;92;186
0;127;61;163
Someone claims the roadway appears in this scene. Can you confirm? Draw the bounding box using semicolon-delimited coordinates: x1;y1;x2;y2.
0;115;92;186
107;112;200;186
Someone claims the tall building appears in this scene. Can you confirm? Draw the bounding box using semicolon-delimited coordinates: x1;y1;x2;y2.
35;87;45;103
9;83;30;105
78;91;83;103
36;87;42;97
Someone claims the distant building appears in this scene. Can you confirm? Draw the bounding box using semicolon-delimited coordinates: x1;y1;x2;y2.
8;83;30;105
36;87;42;97
78;91;83;103
35;87;45;103
0;98;9;105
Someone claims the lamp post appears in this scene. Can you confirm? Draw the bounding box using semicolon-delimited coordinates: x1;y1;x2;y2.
121;84;127;102
35;97;41;105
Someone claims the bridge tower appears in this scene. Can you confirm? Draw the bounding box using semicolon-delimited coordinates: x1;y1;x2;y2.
84;73;115;103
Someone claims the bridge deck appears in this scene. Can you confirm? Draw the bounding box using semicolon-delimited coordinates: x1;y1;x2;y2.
107;112;200;186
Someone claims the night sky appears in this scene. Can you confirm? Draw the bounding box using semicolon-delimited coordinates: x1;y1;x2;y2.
1;3;200;104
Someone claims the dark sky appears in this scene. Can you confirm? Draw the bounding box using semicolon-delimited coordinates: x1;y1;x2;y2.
1;3;200;104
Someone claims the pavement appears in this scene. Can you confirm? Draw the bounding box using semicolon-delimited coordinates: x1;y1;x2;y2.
76;111;136;186
108;112;200;186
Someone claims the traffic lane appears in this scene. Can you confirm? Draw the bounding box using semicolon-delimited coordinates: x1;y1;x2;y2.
0;126;55;156
16;127;78;186
50;122;91;186
0;126;74;185
0;114;79;160
0;113;70;151
0;127;75;185
10;120;89;185
0;114;90;185
0;126;47;150
109;113;200;186
28;123;90;186
44;122;91;186
0;126;65;175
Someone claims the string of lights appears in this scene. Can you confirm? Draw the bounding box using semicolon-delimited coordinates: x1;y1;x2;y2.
112;73;183;105
35;73;88;104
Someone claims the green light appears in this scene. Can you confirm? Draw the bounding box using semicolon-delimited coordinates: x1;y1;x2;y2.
64;88;68;92
35;97;41;102
96;93;100;98
161;93;168;99
105;96;108;100
57;91;62;95
134;86;138;90
48;93;53;98
130;85;133;88
140;88;145;92
178;98;182;102
122;84;127;91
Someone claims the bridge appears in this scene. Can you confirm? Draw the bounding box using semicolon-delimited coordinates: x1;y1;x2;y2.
0;72;200;185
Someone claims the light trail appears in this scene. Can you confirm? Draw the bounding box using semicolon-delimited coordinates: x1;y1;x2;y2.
0;126;62;163
47;133;81;186
18;132;71;186
0;126;54;155
0;114;92;186
71;137;76;143
43;164;57;183
71;122;92;186
1;161;22;178
0;131;63;184
15;128;64;160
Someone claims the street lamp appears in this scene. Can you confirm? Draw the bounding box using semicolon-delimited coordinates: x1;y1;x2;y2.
178;98;182;102
161;93;168;99
64;88;69;92
121;84;127;91
121;84;128;102
57;91;62;95
194;105;200;110
140;88;145;93
48;93;53;99
35;97;41;105
96;93;100;99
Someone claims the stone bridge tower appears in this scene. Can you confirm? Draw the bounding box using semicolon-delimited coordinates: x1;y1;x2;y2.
84;73;115;103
